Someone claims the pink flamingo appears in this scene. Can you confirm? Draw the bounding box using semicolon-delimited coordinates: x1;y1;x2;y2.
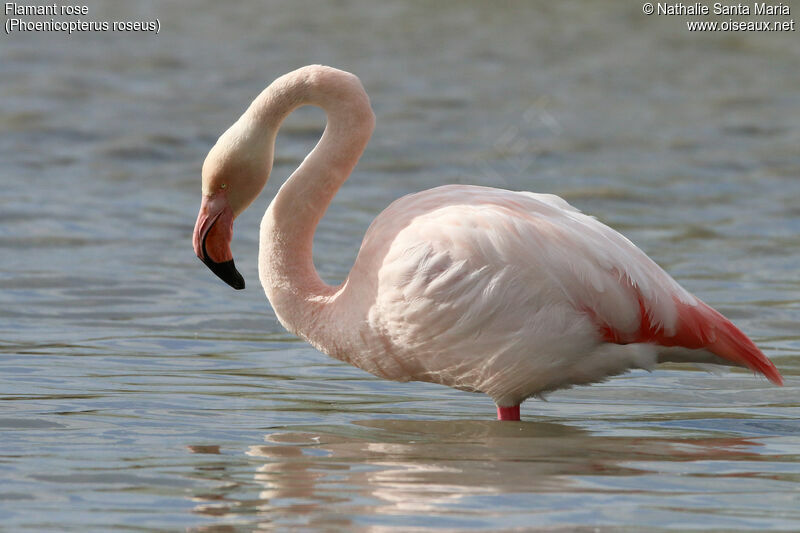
193;66;782;421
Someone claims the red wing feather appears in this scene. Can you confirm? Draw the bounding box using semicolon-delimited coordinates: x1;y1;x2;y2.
598;289;782;386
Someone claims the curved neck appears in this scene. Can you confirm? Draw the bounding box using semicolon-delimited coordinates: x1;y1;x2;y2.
254;66;375;336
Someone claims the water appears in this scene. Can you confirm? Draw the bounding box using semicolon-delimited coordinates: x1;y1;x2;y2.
1;1;799;530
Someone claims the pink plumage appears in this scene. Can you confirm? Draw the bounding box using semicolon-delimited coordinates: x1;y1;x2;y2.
193;66;783;422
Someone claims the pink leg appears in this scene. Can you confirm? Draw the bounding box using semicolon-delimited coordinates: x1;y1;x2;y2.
496;404;520;421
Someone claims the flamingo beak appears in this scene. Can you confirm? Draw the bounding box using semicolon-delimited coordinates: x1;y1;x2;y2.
193;192;245;290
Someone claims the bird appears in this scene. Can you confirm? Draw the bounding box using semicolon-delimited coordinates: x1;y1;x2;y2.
192;65;782;421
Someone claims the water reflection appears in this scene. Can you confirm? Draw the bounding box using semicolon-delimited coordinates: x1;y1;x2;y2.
188;420;767;528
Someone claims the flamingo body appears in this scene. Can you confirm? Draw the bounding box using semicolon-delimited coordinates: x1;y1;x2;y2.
193;66;782;421
333;185;781;408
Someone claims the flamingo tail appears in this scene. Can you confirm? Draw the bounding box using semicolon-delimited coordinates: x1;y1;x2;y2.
598;292;783;386
651;299;783;386
688;302;783;386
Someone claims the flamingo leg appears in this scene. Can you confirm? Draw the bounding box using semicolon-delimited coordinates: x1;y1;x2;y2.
496;404;521;421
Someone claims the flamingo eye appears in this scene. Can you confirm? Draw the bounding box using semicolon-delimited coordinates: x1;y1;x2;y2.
220;183;227;189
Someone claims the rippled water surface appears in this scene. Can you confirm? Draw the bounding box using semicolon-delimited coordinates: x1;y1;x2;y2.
2;1;799;531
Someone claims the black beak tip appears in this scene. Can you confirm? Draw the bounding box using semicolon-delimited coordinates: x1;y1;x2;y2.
201;256;245;290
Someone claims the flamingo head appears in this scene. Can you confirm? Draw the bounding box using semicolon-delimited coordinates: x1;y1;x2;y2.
192;120;274;290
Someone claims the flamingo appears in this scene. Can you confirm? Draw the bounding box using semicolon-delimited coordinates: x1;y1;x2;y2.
193;65;782;421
